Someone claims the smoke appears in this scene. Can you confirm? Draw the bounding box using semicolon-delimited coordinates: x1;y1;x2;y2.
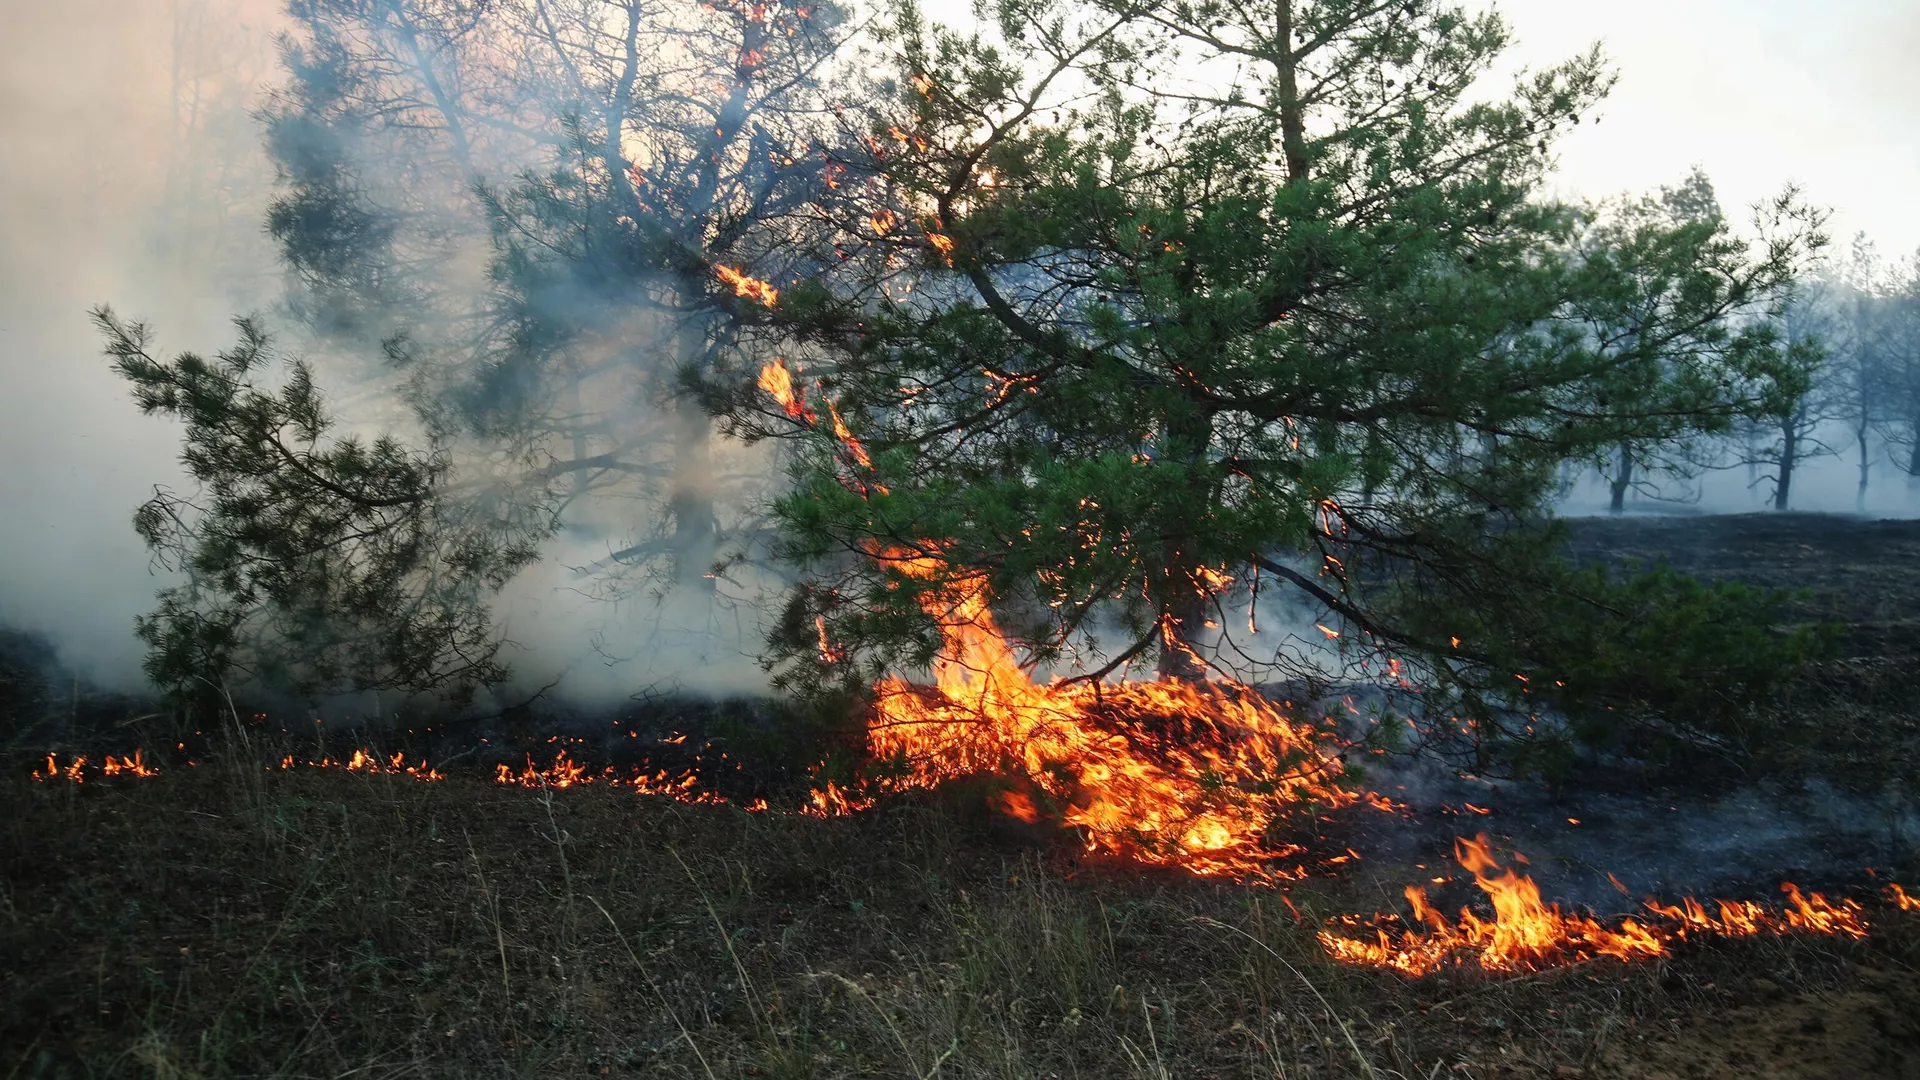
1343;750;1917;914
0;0;284;689
0;0;794;704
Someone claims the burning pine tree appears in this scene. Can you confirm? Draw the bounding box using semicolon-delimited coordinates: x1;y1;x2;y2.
709;0;1831;775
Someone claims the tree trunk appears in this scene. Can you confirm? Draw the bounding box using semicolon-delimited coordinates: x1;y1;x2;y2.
565;381;590;497
1774;421;1796;511
1608;444;1632;514
1275;1;1309;188
1156;585;1212;682
1156;404;1216;682
669;320;717;591
1857;423;1871;510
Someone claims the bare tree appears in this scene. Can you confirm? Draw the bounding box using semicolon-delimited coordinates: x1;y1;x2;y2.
1870;249;1920;480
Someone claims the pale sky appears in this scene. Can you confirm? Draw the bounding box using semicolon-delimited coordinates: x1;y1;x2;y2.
1488;0;1920;261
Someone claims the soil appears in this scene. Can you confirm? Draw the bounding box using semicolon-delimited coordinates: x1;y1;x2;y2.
1600;962;1920;1080
1563;511;1920;658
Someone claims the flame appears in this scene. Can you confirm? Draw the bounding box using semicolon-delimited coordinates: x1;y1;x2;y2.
284;749;446;780
765;359;1358;878
886;125;929;152
851;548;1355;878
492;750;731;804
826;401;874;468
100;749;158;777
714;264;779;305
758;357;814;421
33;748;443;783
1319;833;1879;975
815;614;844;664
759;360;883;489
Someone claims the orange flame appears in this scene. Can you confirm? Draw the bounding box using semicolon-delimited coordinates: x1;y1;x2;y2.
764;356;1359;878
1319;833;1877;975
826;401;874;469
758;357;814;421
760;361;883;488
492;750;729;804
714;264;779;305
854;549;1355;878
100;749;159;777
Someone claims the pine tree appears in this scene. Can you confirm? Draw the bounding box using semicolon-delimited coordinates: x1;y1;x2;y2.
95;309;545;706
1878;252;1920;476
720;0;1828;764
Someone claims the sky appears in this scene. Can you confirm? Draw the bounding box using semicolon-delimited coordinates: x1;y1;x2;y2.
1489;0;1920;259
0;0;1915;685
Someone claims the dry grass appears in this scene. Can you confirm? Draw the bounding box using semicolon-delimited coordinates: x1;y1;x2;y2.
5;733;1917;1080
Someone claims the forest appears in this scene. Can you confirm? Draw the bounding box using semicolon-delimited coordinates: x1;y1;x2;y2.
4;1;1920;1077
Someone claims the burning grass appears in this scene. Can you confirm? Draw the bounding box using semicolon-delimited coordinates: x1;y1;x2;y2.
1316;833;1901;977
845;547;1369;880
11;512;1920;1074
25;731;1920;988
5;747;1920;1079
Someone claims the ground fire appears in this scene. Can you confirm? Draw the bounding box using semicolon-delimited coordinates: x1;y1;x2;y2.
1316;832;1902;975
23;356;1915;982
28;737;1917;976
751;355;1917;970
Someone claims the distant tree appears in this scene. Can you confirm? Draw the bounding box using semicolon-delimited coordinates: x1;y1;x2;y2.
1592;167;1735;514
1869;250;1920;479
1730;279;1836;510
1832;235;1896;508
716;0;1828;764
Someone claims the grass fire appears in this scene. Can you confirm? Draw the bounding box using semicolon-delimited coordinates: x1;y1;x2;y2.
10;0;1920;1076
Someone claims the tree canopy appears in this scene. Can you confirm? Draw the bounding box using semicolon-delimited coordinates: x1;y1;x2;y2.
96;308;545;705
703;0;1829;764
109;0;1835;768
